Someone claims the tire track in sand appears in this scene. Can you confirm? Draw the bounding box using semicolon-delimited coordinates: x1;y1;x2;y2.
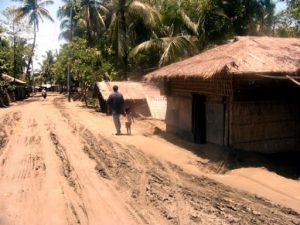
49;131;87;225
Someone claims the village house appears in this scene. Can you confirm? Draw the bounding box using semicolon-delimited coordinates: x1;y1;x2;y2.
93;81;166;120
145;36;300;153
0;73;27;105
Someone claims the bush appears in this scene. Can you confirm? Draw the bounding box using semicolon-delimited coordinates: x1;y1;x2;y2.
86;97;96;108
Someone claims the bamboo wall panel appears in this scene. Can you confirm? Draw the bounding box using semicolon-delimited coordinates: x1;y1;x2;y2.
231;101;299;153
170;74;233;97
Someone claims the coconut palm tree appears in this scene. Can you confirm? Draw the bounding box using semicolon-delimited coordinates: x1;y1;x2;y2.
57;0;78;41
130;26;198;67
58;0;109;45
40;50;55;85
80;0;109;46
15;0;54;81
107;0;161;79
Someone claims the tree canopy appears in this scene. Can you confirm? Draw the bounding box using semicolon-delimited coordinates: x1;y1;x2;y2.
1;0;299;93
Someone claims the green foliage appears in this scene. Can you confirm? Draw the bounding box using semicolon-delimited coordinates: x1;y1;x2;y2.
0;36;28;78
68;38;102;84
286;0;300;21
2;0;297;90
0;78;15;93
15;0;54;80
52;0;297;83
275;0;300;37
40;50;56;84
52;37;116;89
0;49;12;73
0;79;9;88
86;97;96;107
1;7;32;80
7;84;16;91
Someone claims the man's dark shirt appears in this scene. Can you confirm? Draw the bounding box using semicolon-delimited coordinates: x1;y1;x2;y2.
107;91;124;115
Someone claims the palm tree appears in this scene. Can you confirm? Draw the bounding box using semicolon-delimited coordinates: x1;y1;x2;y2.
15;0;54;82
107;0;161;79
58;0;109;45
40;50;55;85
130;27;198;68
57;0;75;41
80;0;109;46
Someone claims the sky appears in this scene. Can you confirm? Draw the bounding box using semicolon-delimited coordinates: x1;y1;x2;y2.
0;0;287;71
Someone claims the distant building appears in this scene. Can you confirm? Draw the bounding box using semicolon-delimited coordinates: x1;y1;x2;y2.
145;36;300;153
93;81;166;120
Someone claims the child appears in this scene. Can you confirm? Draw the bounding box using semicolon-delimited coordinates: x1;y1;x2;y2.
125;107;134;135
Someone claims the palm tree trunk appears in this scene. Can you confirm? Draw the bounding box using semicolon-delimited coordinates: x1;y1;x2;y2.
119;0;128;80
26;20;37;83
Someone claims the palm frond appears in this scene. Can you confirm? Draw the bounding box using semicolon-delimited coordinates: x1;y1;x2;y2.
130;38;164;57
180;10;199;36
94;7;106;29
213;9;228;19
60;19;70;30
58;30;70;40
129;1;161;29
38;8;54;22
39;0;54;7
159;35;198;67
98;5;110;15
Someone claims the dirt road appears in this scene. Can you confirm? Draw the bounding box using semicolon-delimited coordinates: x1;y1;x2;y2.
0;94;299;225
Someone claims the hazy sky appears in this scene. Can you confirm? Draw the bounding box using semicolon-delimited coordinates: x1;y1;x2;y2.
0;0;287;71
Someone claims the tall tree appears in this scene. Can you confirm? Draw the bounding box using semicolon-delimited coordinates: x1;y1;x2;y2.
40;50;55;84
277;0;300;36
15;0;54;82
2;7;30;81
107;0;161;79
80;0;108;46
0;10;29;78
285;0;300;21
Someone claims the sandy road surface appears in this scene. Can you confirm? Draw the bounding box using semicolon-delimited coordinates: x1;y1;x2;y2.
0;94;299;225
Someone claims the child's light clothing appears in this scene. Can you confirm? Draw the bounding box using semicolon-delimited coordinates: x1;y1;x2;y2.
126;113;133;123
125;113;133;128
125;112;134;134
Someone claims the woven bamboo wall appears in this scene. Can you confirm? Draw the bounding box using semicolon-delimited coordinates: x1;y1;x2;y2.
230;100;300;153
168;74;233;97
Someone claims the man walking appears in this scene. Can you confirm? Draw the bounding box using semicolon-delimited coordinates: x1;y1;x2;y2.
107;85;124;135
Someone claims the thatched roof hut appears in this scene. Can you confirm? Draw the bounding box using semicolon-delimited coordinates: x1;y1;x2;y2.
146;36;300;81
144;36;300;153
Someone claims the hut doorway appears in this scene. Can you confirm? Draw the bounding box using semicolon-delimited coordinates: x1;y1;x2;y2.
192;94;206;144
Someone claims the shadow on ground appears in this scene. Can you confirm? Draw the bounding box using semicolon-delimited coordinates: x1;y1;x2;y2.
153;127;300;180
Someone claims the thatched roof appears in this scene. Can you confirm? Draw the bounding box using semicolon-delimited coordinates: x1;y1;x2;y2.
1;73;26;85
145;36;300;81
